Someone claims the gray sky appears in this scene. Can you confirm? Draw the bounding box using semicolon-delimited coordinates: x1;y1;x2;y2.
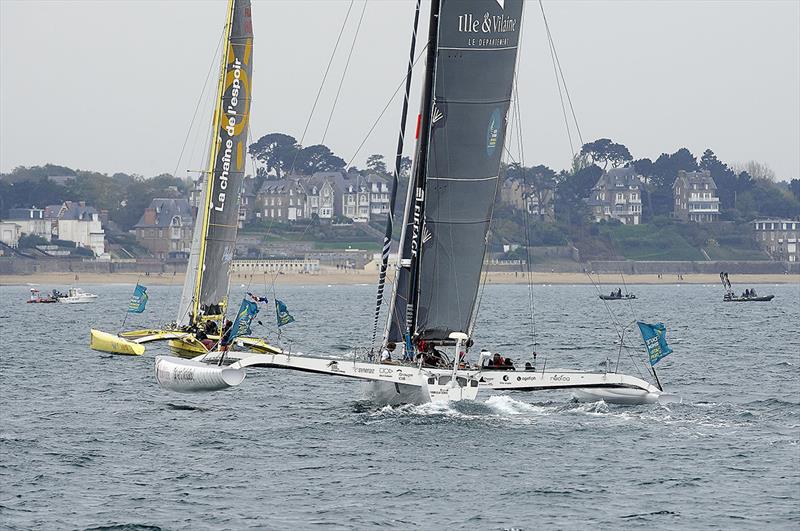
1;0;798;180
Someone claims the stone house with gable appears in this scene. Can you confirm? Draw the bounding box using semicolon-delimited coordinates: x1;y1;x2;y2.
256;179;307;221
134;198;194;261
586;167;643;225
672;169;720;223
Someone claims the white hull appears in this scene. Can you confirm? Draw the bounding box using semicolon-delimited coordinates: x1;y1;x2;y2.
572;387;660;405
363;380;431;405
153;350;668;405
58;295;97;304
58;288;97;304
155;355;246;393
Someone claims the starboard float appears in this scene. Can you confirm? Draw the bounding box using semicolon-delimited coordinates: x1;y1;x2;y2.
88;0;279;358
154;0;680;407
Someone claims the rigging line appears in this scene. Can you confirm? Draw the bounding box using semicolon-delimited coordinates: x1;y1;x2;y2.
344;43;429;170
322;0;368;144
290;0;355;174
372;0;421;349
173;26;226;179
511;54;536;357
606;235;638;324
585;269;626;340
539;0;583;147
519;131;537;355
538;0;575;158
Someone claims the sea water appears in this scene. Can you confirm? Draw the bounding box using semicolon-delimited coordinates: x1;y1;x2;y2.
1;282;798;529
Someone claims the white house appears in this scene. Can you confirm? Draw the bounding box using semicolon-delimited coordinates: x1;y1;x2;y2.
56;202;107;257
5;208;50;240
0;221;21;248
752;218;799;262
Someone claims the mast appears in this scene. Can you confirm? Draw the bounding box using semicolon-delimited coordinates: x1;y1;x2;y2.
405;0;442;346
370;0;422;349
177;0;254;327
192;0;234;322
383;0;442;352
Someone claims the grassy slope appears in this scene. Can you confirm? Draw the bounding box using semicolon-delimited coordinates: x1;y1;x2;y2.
601;223;704;261
597;221;768;261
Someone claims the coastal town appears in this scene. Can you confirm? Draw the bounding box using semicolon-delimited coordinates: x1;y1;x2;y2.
1;135;799;283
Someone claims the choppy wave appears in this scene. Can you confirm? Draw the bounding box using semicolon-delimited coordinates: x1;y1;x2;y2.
1;282;798;529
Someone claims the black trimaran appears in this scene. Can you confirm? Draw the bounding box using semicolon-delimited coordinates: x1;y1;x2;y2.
132;0;672;405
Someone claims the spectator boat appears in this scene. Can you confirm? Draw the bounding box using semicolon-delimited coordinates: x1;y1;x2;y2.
27;288;58;303
57;287;98;304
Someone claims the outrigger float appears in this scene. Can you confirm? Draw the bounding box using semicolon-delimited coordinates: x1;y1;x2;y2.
151;0;679;407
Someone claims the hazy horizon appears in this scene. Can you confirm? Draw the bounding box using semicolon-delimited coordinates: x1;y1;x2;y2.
1;0;798;180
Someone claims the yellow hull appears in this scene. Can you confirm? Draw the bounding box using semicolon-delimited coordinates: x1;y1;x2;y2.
238;336;282;354
167;335;281;357
90;329;146;356
168;336;211;357
120;329;176;340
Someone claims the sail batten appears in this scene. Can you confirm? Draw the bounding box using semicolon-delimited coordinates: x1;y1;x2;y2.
387;0;523;345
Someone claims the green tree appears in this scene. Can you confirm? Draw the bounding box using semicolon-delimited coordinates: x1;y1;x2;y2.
700;148;738;212
637;148;698;217
366;154;387;174
505;163;556;221
399;156;412;177
17;234;49;249
248;133;300;178
554;164;601;226
790;179;800;202
293;144;346;174
580;138;632;169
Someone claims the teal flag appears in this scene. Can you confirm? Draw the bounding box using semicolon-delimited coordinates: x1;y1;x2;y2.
127;284;148;313
230;298;259;340
637;321;673;366
275;299;295;327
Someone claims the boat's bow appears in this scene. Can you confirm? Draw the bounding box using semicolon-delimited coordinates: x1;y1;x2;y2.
478;368;677;405
90;329;145;356
155;355;246;393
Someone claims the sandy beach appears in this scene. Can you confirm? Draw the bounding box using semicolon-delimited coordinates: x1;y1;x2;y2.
2;270;798;286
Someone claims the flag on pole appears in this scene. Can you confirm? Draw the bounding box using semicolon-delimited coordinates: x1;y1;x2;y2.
275;299;295;327
231;298;260;340
127;284;148;313
637;321;673;366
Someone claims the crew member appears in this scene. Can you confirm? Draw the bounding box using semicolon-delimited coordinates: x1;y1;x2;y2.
380;342;396;364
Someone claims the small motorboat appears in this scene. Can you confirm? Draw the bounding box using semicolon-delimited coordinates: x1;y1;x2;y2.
57;287;98;304
599;293;636;301
27;288;58;303
723;293;775;302
719;272;774;302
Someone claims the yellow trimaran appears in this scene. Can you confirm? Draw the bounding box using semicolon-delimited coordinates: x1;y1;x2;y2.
90;0;279;358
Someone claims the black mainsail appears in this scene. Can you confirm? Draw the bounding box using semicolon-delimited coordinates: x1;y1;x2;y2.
178;0;254;326
386;0;523;346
